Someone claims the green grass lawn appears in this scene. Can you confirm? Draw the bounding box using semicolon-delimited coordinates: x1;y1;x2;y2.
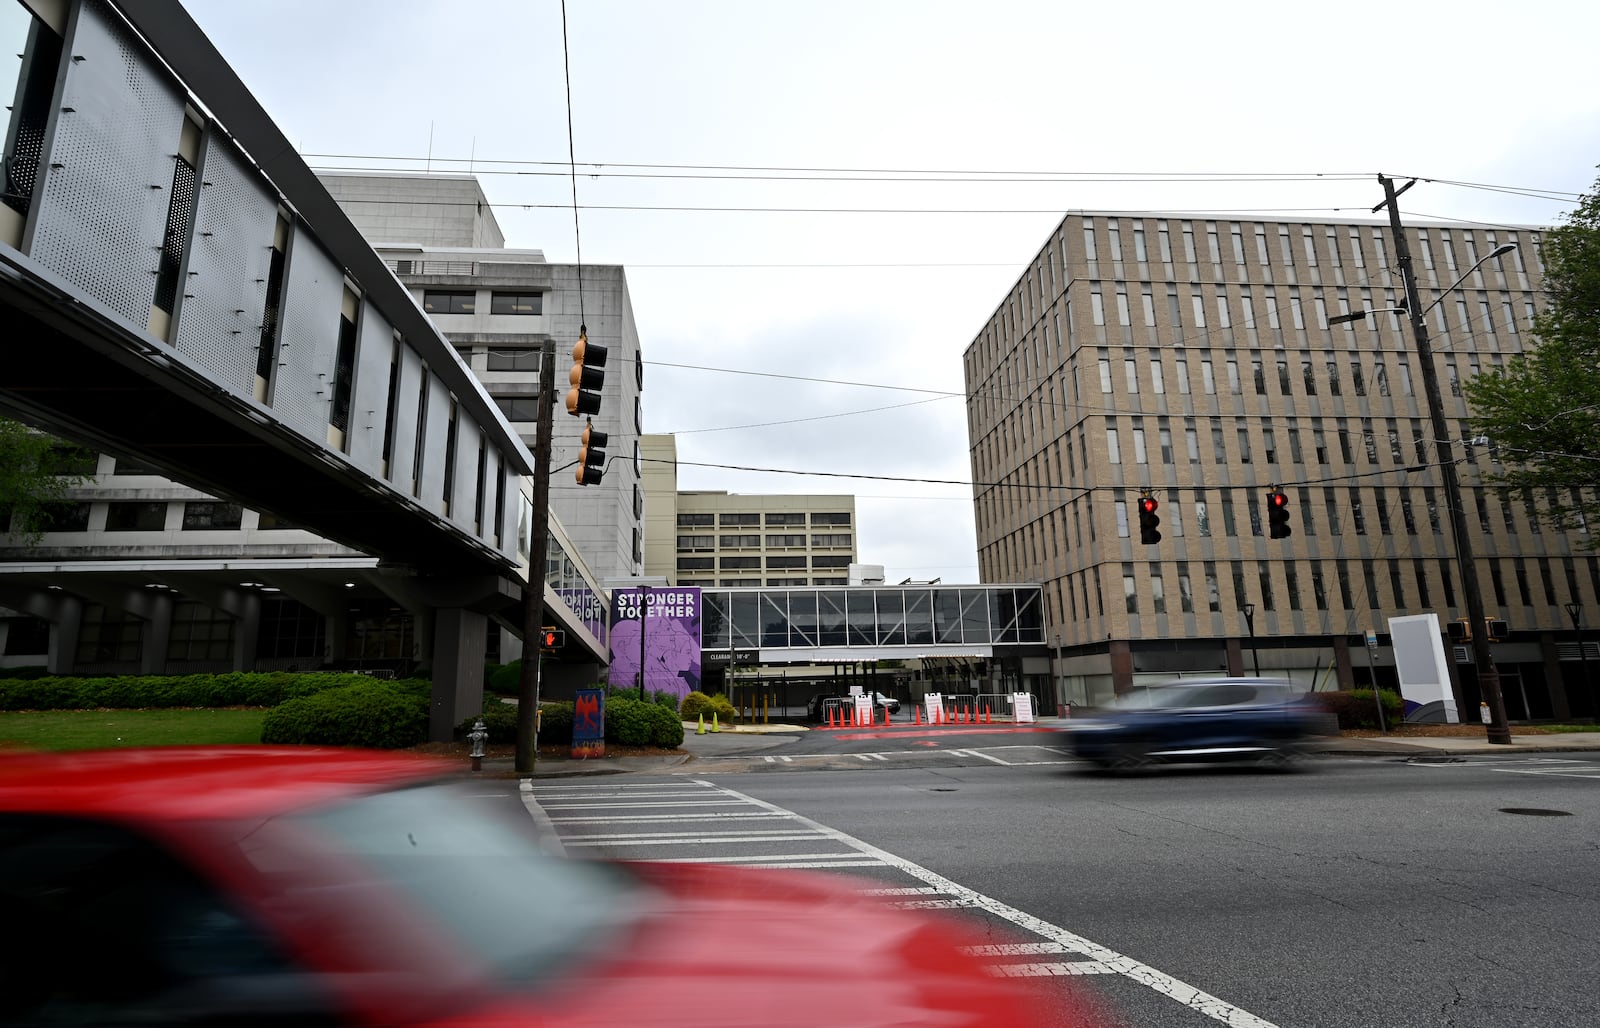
0;708;268;751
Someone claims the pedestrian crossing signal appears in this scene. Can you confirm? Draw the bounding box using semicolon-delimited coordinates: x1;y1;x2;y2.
540;628;565;650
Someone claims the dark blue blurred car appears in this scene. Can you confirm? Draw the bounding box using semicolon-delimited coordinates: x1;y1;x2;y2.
1063;677;1324;771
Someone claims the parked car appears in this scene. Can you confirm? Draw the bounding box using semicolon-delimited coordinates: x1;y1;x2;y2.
0;746;1075;1026
1062;677;1323;771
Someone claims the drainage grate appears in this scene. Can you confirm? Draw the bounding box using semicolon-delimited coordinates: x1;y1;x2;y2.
1498;808;1573;817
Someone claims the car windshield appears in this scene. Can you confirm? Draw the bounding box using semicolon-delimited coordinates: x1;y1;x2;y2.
285;782;646;985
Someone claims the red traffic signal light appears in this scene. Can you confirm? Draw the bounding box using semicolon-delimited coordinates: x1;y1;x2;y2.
565;326;608;417
540;628;565;649
1266;490;1292;539
1137;496;1161;544
576;420;607;486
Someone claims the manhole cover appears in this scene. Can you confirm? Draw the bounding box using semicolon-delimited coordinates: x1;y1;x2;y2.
1498;808;1573;817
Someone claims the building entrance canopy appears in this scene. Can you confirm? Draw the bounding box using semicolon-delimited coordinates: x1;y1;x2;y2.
701;585;1044;661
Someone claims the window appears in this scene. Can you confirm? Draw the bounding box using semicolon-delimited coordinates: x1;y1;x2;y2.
810;512;852;525
423;290;475;314
168;600;234;662
720;556;760;569
766;555;806;569
677;557;714;570
721;513;761;526
765;512;806;525
492;397;541;421
677;513;713;527
812;555;851;569
182;502;242;531
677;534;714;551
487;349;540;371
106;502;167;532
810;532;852;547
490;292;542;315
766;534;806;548
719;534;760;548
1115;500;1130;538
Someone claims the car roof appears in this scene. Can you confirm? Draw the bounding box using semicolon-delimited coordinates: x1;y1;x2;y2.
1155;677;1300;689
0;746;449;821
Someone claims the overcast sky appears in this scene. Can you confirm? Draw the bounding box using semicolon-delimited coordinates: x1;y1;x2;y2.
181;0;1600;584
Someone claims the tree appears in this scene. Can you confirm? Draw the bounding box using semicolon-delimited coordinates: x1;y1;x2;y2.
1465;168;1600;543
0;418;94;543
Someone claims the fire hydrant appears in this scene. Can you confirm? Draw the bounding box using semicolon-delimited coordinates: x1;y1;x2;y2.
468;718;489;772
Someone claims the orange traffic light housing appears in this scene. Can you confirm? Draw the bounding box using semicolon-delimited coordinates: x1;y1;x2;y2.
565;326;608;417
576;420;607;486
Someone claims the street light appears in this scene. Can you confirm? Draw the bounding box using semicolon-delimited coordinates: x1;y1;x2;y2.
1564;602;1597;723
1360;173;1516;743
1241;603;1259;676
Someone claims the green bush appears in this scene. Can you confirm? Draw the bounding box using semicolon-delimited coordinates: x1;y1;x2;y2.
604;696;684;748
680;690;713;722
456;699;574;744
487;661;524;696
259;682;429;749
539;701;575;743
707;692;737;724
652;689;680;712
0;665;49;680
0;671;412;711
1315;688;1404;729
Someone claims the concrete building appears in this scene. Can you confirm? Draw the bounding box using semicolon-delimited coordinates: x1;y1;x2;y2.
964;211;1600;720
319;172;645;587
639;434;857;588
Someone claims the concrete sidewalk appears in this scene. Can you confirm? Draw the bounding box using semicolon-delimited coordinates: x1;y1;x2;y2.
1316;731;1600;757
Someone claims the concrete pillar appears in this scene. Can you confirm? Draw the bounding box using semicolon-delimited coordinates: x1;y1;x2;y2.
140;593;173;676
233;592;261;673
429;606;487;743
1109;639;1133;694
1225;638;1244;677
48;595;82;676
1539;631;1571;721
1332;635;1354;691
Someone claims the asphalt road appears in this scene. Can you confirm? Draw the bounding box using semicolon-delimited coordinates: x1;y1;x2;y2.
523;750;1600;1028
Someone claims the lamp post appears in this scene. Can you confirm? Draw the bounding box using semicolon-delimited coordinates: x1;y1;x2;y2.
1361;174;1514;743
1565;602;1596;723
1241;603;1259;676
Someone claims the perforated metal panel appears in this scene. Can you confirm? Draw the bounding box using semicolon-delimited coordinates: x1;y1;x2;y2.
271;231;343;441
172;134;278;395
27;0;186;327
388;346;426;490
345;307;396;475
417;374;451;512
446;418;482;533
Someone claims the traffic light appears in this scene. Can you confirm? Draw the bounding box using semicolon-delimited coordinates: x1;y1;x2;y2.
1486;617;1510;641
540;628;565;650
576;420;607;486
1266;490;1292;539
1448;618;1472;642
565;325;607;417
1137;496;1161;544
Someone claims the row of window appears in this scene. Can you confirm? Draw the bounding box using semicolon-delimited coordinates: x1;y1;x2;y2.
677;578;850;588
676;512;852;527
675;533;853;550
980;484;1594;589
677;555;854;571
422;290;542;316
1055;551;1600;624
1099;415;1449;469
7;501;284;535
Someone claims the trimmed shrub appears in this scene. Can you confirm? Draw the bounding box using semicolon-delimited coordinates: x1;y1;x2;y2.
260;682;429;749
651;689;680;712
0;665;49;680
1315;688;1404;729
679;690;713;722
605;697;684;748
0;671;407;712
539;701;575;743
456;699;574;745
707;692;738;724
487;661;524;696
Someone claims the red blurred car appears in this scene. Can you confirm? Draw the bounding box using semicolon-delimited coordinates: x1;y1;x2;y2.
0;747;1075;1027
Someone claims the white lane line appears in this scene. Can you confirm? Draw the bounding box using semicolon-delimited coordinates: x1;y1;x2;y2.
780;755;794;763
964;943;1077;956
743;859;888;869
1493;769;1600;779
888;898;983;909
546;812;797;824
962;749;1015;766
764;756;776;763
663;852;882;864
537;800;749;810
695;779;1280;1028
860;887;945;897
987;962;1117;977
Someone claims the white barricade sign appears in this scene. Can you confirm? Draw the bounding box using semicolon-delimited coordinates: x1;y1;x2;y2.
854;694;874;726
1012;693;1035;723
924;693;945;724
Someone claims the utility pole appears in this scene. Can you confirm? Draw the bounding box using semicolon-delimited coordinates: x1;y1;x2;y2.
1376;174;1511;743
516;339;558;773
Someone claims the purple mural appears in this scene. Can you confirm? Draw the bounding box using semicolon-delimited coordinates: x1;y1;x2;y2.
608;588;702;699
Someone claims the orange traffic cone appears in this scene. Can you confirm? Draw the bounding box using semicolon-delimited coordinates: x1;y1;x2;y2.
983;707;992;725
914;705;922;725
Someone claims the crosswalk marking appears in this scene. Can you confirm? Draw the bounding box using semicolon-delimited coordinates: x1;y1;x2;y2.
528;778;1280;1028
